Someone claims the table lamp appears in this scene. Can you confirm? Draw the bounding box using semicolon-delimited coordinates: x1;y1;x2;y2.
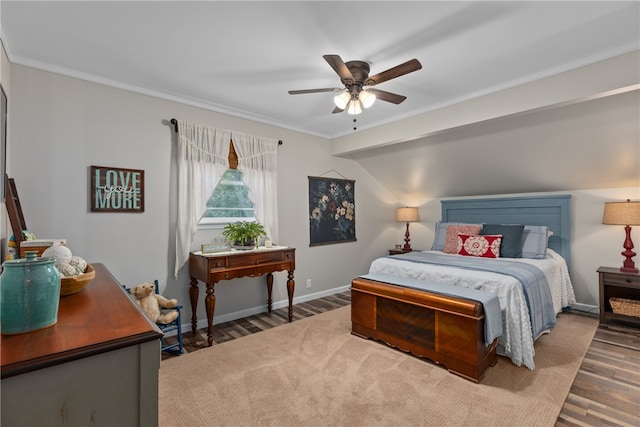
396;207;420;251
602;199;640;273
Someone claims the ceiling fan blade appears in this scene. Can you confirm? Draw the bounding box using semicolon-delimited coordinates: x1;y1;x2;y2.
323;54;355;85
288;88;342;95
365;59;422;86
366;88;407;104
332;106;344;114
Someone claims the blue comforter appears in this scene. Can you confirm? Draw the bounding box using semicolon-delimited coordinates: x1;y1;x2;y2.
390;252;557;340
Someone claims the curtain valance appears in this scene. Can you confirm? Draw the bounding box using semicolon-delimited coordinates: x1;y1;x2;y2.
174;120;279;277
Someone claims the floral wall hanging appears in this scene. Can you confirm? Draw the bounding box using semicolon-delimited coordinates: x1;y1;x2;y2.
308;176;356;246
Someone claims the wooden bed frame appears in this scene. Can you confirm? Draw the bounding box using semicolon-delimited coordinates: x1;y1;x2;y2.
351;195;572;382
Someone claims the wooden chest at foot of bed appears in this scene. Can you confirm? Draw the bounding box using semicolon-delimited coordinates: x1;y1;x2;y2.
350;277;498;382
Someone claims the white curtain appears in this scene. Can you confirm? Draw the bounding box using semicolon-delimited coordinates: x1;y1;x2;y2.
232;132;279;244
175;121;230;277
174;121;279;277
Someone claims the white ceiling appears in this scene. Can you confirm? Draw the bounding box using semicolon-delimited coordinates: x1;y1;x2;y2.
1;1;639;140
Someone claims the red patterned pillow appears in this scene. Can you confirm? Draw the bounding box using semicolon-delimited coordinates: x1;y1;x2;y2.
457;234;502;258
443;225;482;253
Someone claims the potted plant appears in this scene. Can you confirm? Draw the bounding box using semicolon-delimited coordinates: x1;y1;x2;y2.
222;221;267;250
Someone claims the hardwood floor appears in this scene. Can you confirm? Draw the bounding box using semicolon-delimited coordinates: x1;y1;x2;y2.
556;320;640;427
162;292;639;426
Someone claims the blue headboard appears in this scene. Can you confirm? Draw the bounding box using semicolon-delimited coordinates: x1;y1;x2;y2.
441;195;572;270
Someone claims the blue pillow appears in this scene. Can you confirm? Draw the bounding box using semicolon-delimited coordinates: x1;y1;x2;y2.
521;225;551;259
431;221;483;251
480;224;525;258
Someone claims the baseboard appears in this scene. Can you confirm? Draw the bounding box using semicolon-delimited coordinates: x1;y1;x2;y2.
569;302;599;315
167;284;352;336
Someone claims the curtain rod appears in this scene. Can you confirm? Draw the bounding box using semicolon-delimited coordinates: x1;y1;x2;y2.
170;118;283;145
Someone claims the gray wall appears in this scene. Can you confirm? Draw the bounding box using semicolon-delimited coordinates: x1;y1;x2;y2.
5;65;394;326
346;88;640;307
3;55;639;325
349;91;639;199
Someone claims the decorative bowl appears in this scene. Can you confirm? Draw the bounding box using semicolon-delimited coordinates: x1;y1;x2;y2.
60;264;95;297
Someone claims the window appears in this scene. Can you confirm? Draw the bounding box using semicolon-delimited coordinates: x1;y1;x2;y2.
198;142;254;226
199;168;255;226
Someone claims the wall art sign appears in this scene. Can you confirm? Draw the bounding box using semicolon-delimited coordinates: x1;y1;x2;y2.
308;176;356;246
90;165;144;213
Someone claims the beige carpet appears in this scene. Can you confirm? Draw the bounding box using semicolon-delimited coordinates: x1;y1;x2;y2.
159;305;597;427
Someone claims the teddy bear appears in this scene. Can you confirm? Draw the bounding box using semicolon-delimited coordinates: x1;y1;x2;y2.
130;282;179;325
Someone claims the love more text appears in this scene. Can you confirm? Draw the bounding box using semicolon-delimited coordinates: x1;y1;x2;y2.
91;166;144;212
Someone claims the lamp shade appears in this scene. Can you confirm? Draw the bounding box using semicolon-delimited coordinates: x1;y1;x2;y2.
346;99;362;115
602;200;640;225
359;90;376;108
333;91;351;109
396;207;420;222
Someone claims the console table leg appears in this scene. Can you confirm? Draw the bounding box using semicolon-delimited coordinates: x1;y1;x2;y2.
287;270;295;322
189;277;199;334
266;273;274;313
205;282;216;347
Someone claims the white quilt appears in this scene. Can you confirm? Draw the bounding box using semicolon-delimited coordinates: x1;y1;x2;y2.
368;249;576;369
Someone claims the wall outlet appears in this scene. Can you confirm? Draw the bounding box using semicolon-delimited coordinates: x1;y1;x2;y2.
306;279;312;289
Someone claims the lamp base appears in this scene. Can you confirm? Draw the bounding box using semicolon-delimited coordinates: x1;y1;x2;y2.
619;225;637;273
403;222;412;252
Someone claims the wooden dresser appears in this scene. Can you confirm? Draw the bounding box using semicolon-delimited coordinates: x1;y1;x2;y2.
1;263;163;427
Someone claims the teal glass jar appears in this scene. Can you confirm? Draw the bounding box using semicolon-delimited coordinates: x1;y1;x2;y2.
1;251;61;334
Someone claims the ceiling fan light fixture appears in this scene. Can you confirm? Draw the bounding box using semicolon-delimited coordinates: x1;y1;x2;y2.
346;99;362;115
289;55;422;115
359;90;376;108
333;91;351;109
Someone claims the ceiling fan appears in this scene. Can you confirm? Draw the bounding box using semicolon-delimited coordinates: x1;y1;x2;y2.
288;54;422;115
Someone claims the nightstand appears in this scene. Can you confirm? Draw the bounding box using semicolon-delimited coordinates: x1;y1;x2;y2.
388;249;423;255
598;267;640;326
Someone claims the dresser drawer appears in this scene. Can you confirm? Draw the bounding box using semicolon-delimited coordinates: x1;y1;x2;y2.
208;258;228;270
210;262;293;281
227;251;283;267
602;272;640;288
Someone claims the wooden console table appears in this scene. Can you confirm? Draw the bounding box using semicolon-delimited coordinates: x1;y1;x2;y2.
189;247;296;346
